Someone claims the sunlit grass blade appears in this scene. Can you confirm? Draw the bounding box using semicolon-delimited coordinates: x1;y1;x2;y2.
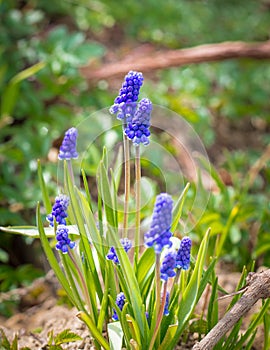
81;168;93;212
38;159;52;213
60;253;86;311
197;257;217;302
207;274;218;332
169;228;210;349
234;299;270;350
64;161;103;302
158;324;177;350
171;182;190;233
97;261;110;332
126;314;142;348
75;188;105;261
97;160;117;231
112;144;123;193
77;311;110;350
36;203;78;308
109;233;147;346
137;248;155;290
216;204;240;258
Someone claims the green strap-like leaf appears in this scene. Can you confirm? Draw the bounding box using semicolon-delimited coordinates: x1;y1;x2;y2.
171;183;190;233
169;228;210;349
38;159;52;214
77;311;110;350
36;203;78;308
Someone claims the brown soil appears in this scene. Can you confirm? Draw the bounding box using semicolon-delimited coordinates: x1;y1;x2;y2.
0;268;264;350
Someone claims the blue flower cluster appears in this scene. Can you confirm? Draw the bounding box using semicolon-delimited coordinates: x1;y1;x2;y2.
112;292;125;321
106;238;132;264
144;193;173;253
47;194;75;254
46;194;70;227
110;71;144;123
58;127;78;160
160;249;176;281
164;292;170;316
125;98;152;146
176;236;192;270
55;225;76;254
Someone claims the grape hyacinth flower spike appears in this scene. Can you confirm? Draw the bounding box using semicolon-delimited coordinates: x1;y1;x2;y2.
176;236;192;270
55;225;75;253
112;292;125;321
160;248;177;281
164;291;170;316
144;193;174;253
125;98;152;146
106;238;132;264
46;194;69;227
58;127;78;160
110;71;144;123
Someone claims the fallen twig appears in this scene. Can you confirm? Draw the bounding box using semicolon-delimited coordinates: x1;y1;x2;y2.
193;269;270;350
82;40;270;81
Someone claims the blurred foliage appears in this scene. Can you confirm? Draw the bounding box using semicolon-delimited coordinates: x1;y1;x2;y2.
0;0;105;226
0;0;270;310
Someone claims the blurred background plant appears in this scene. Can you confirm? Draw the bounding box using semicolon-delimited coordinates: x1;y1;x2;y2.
0;0;270;321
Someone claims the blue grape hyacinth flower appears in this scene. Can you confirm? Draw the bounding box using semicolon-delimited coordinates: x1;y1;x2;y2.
144;193;174;253
176;236;192;270
106;238;132;264
164;291;170;316
112;292;125;321
46;194;69;227
58;127;78;160
160;249;176;281
110;71;144;123
55;225;75;253
125;98;152;146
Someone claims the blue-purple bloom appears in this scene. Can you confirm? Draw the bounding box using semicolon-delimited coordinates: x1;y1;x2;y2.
110;71;144;123
160;249;176;281
164;292;170;316
106;238;132;264
176;236;192;270
55;225;75;253
144;193;174;253
125;98;152;146
46;194;69;227
58;127;78;160
112;292;125;321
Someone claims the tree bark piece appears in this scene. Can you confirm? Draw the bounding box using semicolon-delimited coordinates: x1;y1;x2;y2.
192;269;270;350
83;40;270;81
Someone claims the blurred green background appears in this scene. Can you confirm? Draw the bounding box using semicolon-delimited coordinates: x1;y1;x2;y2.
1;0;270;315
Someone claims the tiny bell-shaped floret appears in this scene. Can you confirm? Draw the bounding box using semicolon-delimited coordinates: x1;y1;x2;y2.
46;194;69;227
112;292;125;321
176;236;192;270
144;193;174;253
164;291;170;316
58;127;78;160
125;98;152;146
55;225;75;254
106;238;132;264
160;249;176;281
110;71;144;123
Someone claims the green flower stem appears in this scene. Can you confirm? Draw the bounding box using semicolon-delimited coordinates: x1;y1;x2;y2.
68;159;75;184
123;132;130;238
149;280;168;350
172;268;182;293
155;253;161;320
68;250;93;317
134;145;141;265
